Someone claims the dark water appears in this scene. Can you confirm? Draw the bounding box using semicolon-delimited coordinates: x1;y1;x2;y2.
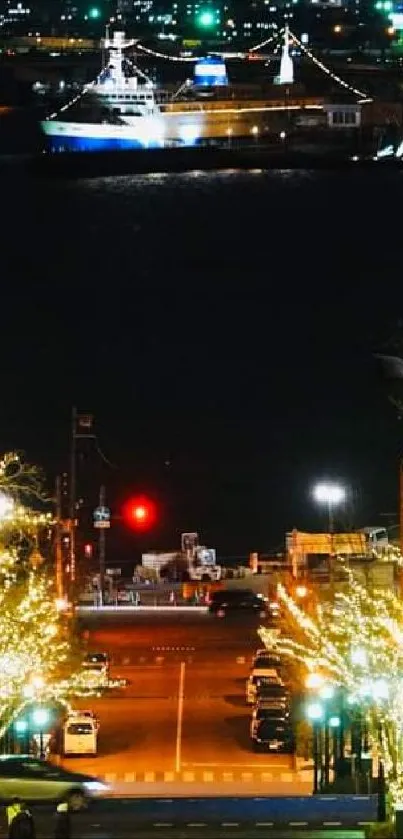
1;166;402;552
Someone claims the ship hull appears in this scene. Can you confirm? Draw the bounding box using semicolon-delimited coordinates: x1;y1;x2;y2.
41;119;165;153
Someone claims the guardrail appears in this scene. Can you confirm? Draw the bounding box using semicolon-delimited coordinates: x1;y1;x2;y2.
77;605;209;613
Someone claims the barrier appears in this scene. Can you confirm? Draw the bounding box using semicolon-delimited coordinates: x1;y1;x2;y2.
77;605;209;614
100;794;378;826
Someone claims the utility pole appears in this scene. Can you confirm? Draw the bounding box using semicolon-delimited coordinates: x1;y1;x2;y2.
69;407;77;585
99;485;106;606
400;460;403;556
55;476;63;601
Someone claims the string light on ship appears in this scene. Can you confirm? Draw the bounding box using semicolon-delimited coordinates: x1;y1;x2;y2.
289;29;371;101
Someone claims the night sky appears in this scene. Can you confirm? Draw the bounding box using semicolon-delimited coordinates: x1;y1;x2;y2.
1;169;402;563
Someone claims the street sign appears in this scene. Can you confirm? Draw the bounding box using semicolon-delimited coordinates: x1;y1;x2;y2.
181;532;199;553
93;505;111;529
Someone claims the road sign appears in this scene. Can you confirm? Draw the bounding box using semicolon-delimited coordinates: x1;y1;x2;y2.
93;505;111;529
181;532;199;553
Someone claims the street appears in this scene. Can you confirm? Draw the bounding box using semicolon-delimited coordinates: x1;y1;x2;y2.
64;612;312;794
0;798;368;838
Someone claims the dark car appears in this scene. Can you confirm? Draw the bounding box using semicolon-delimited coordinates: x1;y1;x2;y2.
251;717;294;753
255;682;290;704
209;589;266;618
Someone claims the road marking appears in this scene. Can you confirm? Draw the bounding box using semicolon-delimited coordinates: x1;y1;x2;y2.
187;824;207;828
175;661;186;773
124;773;135;782
184;762;290;768
221;823;239;827
255;823;274;827
289;822;308;827
164;772;175;782
323;822;342;826
154;824;173;828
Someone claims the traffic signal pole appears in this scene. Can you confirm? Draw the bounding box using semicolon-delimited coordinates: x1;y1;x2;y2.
99;485;106;606
55;476;63;600
69;407;77;585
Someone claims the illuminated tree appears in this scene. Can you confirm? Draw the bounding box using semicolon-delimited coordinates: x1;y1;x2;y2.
259;570;403;811
0;452;105;740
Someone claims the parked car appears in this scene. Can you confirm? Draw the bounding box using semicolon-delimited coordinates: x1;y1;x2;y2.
0;756;109;809
246;668;284;704
254;682;290;706
250;701;291;738
251;716;294;753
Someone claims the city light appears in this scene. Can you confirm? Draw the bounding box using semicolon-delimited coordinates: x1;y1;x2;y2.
351;647;368;667
319;683;335;701
306;701;324;721
14;719;28;734
123;496;157;530
32;708;50;727
313;482;345;506
312;481;346;531
0;493;14;521
305;672;324;690
197;9;216;27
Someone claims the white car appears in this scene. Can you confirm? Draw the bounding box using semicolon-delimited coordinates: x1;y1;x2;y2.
246;668;284;704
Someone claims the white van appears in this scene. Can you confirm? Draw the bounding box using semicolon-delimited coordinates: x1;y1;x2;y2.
63;715;98;756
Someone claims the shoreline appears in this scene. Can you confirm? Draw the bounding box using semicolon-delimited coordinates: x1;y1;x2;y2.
14;145;401;178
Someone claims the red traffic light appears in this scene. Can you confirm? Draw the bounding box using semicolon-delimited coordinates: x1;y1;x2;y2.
123;496;156;530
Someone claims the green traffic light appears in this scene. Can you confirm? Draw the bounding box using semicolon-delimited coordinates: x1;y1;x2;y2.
88;6;101;18
197;9;216;27
32;708;50;727
14;720;28;734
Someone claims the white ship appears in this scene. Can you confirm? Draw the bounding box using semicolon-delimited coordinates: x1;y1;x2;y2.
41;30;166;152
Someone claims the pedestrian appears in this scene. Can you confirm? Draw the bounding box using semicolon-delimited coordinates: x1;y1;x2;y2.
6;798;21;832
53;801;71;839
8;800;35;839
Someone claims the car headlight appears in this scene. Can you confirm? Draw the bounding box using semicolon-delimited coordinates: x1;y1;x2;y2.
83;781;110;792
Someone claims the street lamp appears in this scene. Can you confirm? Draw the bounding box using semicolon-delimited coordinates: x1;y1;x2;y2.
306;702;323;793
31;708;50;759
312;481;346;532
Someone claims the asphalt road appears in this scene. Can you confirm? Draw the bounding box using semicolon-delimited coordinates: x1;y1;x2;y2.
62;612;312;795
0;798;367;839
